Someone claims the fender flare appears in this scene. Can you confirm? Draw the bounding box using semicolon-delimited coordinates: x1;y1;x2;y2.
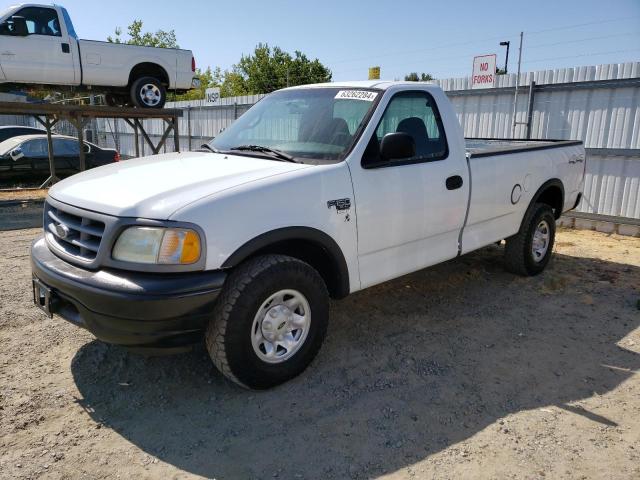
221;226;350;298
128;61;171;86
518;178;565;231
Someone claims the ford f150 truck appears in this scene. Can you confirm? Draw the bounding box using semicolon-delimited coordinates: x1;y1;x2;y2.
30;81;585;389
0;3;197;107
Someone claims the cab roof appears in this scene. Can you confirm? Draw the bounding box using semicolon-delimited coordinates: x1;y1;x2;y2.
284;80;438;91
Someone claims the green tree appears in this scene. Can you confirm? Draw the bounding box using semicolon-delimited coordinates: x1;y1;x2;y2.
404;72;435;82
231;43;331;94
173;66;225;101
108;20;178;48
220;68;249;97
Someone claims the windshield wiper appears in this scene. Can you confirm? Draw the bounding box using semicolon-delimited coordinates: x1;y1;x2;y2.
230;145;299;163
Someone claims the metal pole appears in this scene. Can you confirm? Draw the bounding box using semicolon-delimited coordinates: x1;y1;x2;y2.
113;117;120;152
525;81;536;139
187;106;192;151
511;31;524;139
134;121;140;158
233;102;238;120
173;115;180;152
139;119;145;156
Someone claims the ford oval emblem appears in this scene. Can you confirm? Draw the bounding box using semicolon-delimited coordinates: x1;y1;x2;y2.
55;223;70;239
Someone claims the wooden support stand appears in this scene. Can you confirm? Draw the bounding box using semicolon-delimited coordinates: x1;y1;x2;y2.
0;102;183;187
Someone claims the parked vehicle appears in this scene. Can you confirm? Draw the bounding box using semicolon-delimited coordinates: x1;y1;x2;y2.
0;125;45;142
30;81;585;389
0;4;198;108
0;134;119;177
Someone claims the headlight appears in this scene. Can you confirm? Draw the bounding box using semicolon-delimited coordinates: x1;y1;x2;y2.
112;227;201;265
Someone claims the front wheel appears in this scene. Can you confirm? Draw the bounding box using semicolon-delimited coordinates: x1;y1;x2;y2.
129;76;167;108
504;203;556;276
205;255;329;389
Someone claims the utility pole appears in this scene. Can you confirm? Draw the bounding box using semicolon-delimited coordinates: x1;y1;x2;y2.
511;31;524;138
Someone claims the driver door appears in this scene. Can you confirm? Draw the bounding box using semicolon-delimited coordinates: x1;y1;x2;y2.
0;6;75;84
349;90;468;288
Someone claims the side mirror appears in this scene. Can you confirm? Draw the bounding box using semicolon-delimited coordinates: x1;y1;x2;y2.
10;147;24;161
9;16;29;36
380;132;416;161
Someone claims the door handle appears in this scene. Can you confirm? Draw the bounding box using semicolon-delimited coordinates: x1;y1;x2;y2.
446;175;463;190
61;43;70;53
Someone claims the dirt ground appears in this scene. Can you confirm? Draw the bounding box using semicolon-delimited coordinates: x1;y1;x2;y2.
0;228;638;480
0;189;48;202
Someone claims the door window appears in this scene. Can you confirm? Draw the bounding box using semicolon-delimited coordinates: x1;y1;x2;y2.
53;138;80;155
363;91;448;166
20;139;49;158
0;7;61;36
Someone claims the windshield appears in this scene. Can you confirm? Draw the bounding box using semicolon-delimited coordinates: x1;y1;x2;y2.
209;88;380;163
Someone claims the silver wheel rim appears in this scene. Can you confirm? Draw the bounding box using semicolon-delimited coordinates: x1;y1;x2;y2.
532;219;551;262
139;83;161;107
251;289;311;364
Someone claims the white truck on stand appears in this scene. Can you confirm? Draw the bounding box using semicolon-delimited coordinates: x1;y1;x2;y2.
0;3;198;107
30;81;585;388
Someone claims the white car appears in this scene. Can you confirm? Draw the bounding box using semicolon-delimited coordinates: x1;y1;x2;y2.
0;3;197;107
30;81;586;388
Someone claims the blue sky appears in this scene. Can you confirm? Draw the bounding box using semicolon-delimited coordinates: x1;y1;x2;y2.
54;0;639;81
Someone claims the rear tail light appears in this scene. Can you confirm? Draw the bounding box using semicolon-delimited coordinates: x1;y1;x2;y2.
114;152;121;162
191;56;196;72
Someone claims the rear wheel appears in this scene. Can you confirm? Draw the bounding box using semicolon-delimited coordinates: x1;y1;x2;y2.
129;76;166;108
504;203;556;276
205;255;329;389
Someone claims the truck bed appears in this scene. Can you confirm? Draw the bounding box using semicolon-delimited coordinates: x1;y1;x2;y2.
465;138;583;158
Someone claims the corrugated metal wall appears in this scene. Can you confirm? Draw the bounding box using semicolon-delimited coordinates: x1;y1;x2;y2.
436;62;640;221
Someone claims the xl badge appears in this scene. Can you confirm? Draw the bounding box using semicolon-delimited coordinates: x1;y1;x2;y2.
327;198;351;212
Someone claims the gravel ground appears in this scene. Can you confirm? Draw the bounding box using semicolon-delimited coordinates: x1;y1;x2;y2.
1;227;639;480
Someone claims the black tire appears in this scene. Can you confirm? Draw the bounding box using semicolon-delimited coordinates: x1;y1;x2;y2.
504;203;556;276
205;254;329;389
129;76;166;108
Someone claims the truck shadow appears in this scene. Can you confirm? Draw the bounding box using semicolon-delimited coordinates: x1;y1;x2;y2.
70;246;640;479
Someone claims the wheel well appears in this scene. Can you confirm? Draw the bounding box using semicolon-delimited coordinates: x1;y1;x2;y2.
223;232;350;300
535;184;564;219
128;63;170;86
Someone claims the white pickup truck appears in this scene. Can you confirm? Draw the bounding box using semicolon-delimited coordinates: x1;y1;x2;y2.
0;3;197;107
30;81;585;389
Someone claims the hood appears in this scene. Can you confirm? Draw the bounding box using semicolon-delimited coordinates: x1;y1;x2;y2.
49;151;311;219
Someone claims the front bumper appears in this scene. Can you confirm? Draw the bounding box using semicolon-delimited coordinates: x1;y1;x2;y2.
30;237;226;349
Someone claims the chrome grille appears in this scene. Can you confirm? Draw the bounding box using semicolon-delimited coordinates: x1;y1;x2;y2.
44;202;105;262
